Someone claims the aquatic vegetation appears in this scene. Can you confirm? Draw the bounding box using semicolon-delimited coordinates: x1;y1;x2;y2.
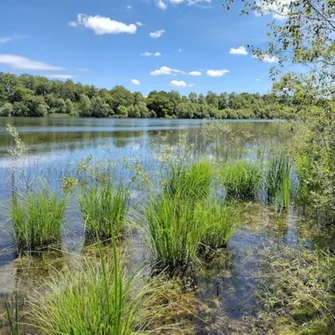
257;245;335;334
146;192;203;271
265;154;292;209
11;191;67;252
222;160;261;200
79;182;130;240
198;200;238;250
164;161;213;202
30;243;161;335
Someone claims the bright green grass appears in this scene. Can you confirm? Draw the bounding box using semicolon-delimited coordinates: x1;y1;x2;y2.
146;191;203;271
11;191;67;252
265;154;292;208
30;243;160;335
198;200;238;250
222;160;261;200
79;182;130;240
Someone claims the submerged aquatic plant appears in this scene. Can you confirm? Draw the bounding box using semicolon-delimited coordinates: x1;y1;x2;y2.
198;200;238;250
11;191;67;252
79;182;130;240
265;154;292;209
30;242;161;335
222;160;261;200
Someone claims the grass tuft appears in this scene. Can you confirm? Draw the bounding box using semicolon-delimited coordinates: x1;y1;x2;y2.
79;182;130;240
222;160;261;200
11;191;67;252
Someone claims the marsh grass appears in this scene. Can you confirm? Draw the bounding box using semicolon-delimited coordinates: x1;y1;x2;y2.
30;242;161;335
11;191;67;252
146;192;203;272
164;161;213;201
79;182;130;240
4;293;20;335
198;200;238;251
265;155;292;209
222;160;261;200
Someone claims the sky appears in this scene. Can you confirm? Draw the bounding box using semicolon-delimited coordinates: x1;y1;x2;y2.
0;0;288;95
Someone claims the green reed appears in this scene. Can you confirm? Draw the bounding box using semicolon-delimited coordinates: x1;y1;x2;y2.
265;154;292;209
222;160;261;200
11;191;67;252
30;241;160;335
79;182;130;240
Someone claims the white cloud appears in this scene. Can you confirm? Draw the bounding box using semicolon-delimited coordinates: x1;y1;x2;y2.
206;69;230;77
0;34;25;43
135;22;144;27
127;5;133;9
188;71;202;76
256;78;261;81
156;0;167;9
252;54;279;63
169;80;193;88
0;54;64;71
229;46;248;56
149;29;166;38
141;51;161;57
46;74;75;79
131;79;141;85
170;0;211;5
179;48;183;52
150;66;184;76
256;0;294;20
69;14;137;35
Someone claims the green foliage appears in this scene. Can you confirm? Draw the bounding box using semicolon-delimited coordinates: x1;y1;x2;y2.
265;154;292;209
222;160;261;200
11;191;67;252
198;200;238;250
30;243;160;335
0;72;297;119
79;182;130;240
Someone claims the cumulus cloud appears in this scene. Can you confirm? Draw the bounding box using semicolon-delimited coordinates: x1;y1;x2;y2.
150;66;184;75
206;69;229;77
188;71;202;76
149;29;165;38
46;74;75;79
131;79;141;85
229;46;248;56
252;54;279;63
0;54;64;71
135;22;144;27
141;51;161;57
256;0;295;20
69;14;137;35
156;0;167;9
169;80;193;88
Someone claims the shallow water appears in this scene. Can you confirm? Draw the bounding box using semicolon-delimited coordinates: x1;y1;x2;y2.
0;117;333;334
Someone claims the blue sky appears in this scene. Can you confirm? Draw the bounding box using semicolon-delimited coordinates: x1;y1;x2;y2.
0;0;284;95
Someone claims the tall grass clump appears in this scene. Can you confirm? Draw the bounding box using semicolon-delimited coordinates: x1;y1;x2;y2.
146;192;203;271
198;200;238;250
265;154;292;209
79;182;130;240
222;160;261;200
30;243;160;335
11;191;67;252
164;161;213;201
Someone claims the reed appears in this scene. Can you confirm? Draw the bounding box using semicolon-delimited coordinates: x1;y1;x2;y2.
79;182;130;240
222;160;261;200
11;191;67;252
30;242;160;334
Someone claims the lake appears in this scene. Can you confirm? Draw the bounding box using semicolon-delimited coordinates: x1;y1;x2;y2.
0;117;331;334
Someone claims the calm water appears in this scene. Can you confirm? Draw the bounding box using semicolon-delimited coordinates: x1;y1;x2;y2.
1;117;330;333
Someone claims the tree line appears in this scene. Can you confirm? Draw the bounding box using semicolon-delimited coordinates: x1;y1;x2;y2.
0;72;296;119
